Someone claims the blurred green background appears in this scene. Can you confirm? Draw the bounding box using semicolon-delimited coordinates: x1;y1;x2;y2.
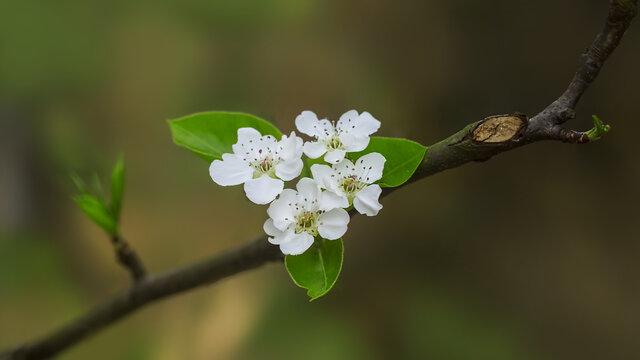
1;0;639;359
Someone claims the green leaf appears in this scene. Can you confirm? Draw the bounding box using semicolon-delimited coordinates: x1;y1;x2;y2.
91;172;105;201
74;194;118;236
586;114;611;141
351;136;427;188
110;155;125;220
168;112;283;162
285;238;343;301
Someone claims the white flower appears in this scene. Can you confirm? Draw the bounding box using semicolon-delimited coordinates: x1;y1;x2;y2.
295;110;381;164
311;152;386;216
264;178;350;255
209;127;303;205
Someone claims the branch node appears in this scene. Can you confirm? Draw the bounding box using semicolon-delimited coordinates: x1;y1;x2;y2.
471;113;527;143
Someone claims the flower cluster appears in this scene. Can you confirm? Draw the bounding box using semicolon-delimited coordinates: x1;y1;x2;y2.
209;110;385;255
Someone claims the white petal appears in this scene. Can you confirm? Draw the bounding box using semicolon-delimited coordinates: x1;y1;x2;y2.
278;132;300;161
279;232;315;255
339;132;355;149
232;127;263;154
343;134;370;152
263;218;283;237
333;158;355;175
209;154;253;186
324;149;346;164
350;111;381;136
267;189;297;230
310;164;334;189
318;208;350;240
303;141;327;159
296;177;320;203
295;136;304;157
336;109;359;132
236;127;262;144
243;175;284;204
259;134;278;156
275;159;303;181
311;164;341;195
295;111;320;137
325;178;341;193
353;184;383;216
354;152;386;183
316;119;336;139
318;190;349;211
268;228;294;245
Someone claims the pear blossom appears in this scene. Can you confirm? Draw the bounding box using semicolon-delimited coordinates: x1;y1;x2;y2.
295;110;381;164
264;177;350;255
210;127;303;205
311;152;386;216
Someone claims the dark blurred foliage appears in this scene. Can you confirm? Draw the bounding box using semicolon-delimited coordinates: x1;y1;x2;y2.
1;0;639;359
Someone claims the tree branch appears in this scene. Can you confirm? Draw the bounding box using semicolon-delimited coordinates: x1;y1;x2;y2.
2;236;282;360
1;1;636;359
402;0;638;185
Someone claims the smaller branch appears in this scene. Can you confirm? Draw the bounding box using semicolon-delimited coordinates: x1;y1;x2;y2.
546;115;611;144
546;126;591;144
533;0;638;127
110;236;147;282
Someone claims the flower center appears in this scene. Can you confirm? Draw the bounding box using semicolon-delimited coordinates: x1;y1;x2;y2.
250;153;279;178
327;134;343;150
340;175;366;202
240;139;283;179
255;156;272;171
295;210;320;236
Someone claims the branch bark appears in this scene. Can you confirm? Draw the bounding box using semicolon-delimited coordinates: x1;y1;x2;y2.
2;1;637;359
111;235;147;282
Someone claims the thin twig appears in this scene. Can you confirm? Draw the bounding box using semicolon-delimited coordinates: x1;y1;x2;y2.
111;236;147;282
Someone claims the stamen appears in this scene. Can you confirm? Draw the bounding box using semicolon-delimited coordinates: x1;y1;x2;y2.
293;207;322;235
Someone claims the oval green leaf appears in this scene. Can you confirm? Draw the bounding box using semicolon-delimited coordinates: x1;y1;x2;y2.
350;137;427;188
285;238;343;301
169;112;283;162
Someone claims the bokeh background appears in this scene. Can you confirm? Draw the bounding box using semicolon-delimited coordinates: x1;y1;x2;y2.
1;0;640;359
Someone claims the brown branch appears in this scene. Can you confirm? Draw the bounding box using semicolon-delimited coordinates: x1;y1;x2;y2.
111;235;147;282
556;0;638;114
1;1;637;359
529;0;638;134
2;236;282;360
399;0;638;186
